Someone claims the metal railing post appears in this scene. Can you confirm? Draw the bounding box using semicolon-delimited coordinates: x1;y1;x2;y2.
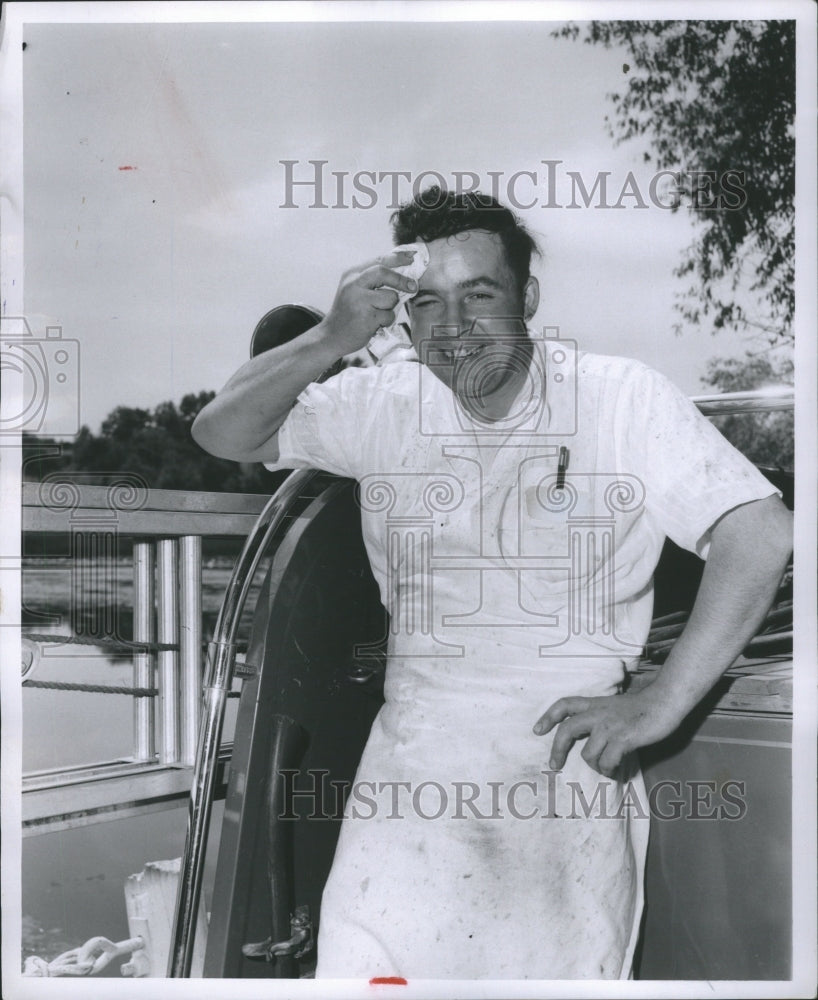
179;536;202;767
157;538;180;765
132;541;156;762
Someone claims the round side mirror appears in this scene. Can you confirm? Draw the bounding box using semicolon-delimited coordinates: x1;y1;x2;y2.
250;304;343;383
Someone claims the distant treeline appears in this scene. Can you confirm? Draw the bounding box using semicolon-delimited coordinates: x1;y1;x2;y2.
21;353;793;494
23;391;288;494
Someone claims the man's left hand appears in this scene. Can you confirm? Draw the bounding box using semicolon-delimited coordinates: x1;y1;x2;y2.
533;687;683;777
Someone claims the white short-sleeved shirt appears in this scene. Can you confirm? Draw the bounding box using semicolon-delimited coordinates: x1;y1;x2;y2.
266;341;778;667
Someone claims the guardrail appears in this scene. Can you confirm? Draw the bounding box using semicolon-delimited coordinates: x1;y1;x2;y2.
21;483;272;836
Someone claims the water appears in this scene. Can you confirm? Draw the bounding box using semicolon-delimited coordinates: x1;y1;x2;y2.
19;560;265;976
22;804;224;976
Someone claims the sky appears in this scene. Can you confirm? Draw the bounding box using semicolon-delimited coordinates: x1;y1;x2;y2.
12;10;787;435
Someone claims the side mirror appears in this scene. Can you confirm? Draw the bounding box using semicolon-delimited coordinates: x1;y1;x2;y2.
250;304;344;383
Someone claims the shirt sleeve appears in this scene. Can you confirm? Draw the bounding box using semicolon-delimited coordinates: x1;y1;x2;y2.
262;366;377;479
619;361;781;559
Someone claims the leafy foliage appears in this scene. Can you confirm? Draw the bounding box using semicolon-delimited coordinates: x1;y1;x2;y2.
23;391;287;493
702;353;793;471
555;20;795;343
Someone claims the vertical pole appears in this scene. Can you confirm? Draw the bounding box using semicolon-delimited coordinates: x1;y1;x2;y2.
132;541;156;762
178;535;202;766
157;538;180;764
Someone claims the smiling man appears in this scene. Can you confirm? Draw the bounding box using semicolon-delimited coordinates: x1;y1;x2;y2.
192;187;792;979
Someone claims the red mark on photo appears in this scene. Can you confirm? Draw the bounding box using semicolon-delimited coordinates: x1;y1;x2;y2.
118;165;137;171
369;976;408;985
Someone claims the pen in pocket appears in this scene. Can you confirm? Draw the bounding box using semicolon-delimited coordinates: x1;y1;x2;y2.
556;446;569;490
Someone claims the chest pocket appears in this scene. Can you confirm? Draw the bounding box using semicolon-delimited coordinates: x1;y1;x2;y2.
518;482;592;561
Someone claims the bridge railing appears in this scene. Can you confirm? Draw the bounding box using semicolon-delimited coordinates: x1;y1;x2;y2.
20;482;272;836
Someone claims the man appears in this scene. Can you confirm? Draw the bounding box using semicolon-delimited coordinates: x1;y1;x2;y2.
192;188;792;979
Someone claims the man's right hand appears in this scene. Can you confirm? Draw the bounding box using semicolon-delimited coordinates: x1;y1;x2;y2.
319;249;419;355
192;248;421;463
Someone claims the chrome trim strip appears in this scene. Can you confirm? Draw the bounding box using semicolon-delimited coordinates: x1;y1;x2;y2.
168;468;320;977
692;387;794;415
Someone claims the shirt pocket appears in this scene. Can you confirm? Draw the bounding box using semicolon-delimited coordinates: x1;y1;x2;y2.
519;483;578;558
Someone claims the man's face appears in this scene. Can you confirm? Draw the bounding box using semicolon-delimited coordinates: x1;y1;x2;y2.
407;230;539;416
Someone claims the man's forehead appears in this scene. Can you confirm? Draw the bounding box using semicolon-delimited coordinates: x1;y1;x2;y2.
417;230;513;289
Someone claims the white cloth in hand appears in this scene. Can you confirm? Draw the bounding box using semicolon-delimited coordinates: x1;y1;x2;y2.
366;242;429;364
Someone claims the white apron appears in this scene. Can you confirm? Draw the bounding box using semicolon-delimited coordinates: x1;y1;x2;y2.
314;360;650;979
315;637;649;979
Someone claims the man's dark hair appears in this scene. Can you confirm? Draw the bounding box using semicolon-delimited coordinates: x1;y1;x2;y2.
391;186;541;289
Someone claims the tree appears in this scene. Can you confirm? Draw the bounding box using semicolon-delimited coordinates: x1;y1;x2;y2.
701;353;793;471
554;20;795;344
23;393;288;494
100;405;152;442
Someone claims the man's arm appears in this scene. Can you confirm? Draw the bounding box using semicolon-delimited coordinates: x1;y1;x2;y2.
534;494;793;776
191;251;418;463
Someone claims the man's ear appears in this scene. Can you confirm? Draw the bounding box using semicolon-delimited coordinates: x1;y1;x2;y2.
523;276;540;322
